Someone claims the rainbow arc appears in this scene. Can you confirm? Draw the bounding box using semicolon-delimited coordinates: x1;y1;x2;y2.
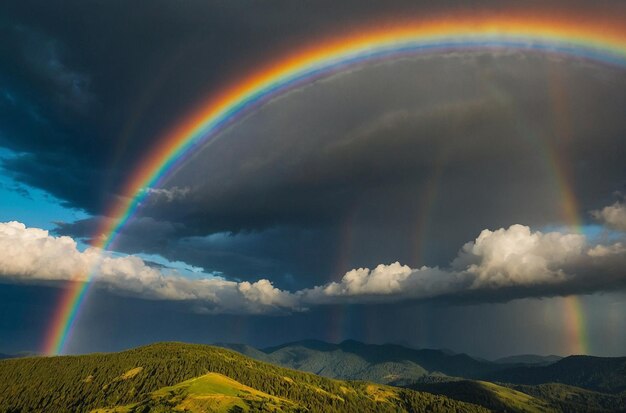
44;14;626;355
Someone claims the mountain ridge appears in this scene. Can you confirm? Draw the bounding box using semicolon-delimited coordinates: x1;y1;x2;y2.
494;354;563;365
220;339;514;385
217;339;626;394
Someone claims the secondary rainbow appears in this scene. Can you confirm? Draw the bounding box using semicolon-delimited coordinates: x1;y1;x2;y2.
43;14;626;355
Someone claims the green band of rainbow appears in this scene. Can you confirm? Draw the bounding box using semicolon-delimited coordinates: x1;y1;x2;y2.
43;14;626;355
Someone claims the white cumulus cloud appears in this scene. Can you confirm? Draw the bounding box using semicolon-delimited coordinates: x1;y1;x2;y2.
454;225;585;288
1;217;626;312
301;224;626;305
592;201;626;231
0;221;298;314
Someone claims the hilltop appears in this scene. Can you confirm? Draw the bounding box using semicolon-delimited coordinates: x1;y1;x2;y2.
494;354;563;365
219;340;626;393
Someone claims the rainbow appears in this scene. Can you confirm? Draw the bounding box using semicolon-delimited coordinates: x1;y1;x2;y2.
43;14;626;355
562;295;588;354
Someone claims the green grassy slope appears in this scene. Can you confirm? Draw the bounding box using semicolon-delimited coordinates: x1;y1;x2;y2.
506;383;626;413
411;379;626;413
411;379;557;413
0;342;490;413
92;372;299;413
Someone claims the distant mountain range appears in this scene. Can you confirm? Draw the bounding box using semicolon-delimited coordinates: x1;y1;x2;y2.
494;354;563;365
217;340;563;385
229;340;472;381
218;339;626;394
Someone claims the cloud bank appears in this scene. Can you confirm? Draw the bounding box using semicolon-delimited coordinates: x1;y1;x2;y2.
1;209;626;313
302;224;626;305
0;222;297;314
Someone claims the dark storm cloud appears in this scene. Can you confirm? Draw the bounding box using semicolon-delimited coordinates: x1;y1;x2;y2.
55;51;626;287
3;0;626;289
55;216;343;288
0;0;469;213
0;21;109;211
1;0;618;213
0;0;265;212
2;0;626;360
13;25;94;111
158;52;626;233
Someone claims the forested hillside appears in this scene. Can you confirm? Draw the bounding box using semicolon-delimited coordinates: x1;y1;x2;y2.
0;342;489;413
488;356;626;394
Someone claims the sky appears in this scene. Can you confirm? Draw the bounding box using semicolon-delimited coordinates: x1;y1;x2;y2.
0;0;625;359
